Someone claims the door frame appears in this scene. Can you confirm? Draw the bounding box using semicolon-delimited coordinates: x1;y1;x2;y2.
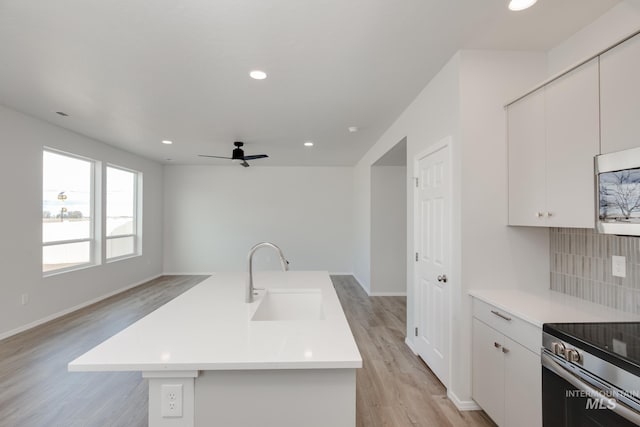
412;135;453;389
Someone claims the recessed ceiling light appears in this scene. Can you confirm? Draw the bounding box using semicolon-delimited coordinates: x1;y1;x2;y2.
55;111;69;117
304;141;314;147
508;0;537;11
348;126;359;133
162;140;173;145
249;70;267;80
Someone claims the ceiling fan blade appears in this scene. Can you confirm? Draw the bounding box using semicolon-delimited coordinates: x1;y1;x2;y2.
240;161;250;168
198;155;233;159
242;154;269;160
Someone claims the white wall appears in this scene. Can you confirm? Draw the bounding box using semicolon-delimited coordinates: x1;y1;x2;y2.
0;105;164;339
163;165;353;274
547;0;640;75
455;50;549;404
371;166;407;295
353;52;462;300
353;50;551;408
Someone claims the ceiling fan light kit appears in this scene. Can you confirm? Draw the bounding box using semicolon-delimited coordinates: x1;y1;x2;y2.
198;141;269;167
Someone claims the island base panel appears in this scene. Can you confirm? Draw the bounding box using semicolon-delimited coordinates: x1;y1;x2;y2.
195;368;356;427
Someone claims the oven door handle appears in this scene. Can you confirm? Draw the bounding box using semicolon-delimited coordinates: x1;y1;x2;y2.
542;353;640;425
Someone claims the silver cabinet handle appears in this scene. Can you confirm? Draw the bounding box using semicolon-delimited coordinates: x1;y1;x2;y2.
536;212;544;217
494;342;502;349
490;310;512;321
437;275;448;283
546;212;553;217
502;347;510;354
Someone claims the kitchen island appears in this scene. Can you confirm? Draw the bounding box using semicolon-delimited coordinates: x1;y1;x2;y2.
69;271;362;427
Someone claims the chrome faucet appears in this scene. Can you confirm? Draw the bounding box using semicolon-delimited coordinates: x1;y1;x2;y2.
247;242;289;303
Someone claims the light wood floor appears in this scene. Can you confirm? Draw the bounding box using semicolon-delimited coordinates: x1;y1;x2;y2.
0;275;495;427
332;276;495;427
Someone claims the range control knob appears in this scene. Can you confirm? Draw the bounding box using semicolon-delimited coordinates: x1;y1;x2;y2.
551;342;566;356
565;348;582;364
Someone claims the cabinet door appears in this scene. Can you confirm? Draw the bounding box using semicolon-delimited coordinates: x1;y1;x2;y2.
601;33;640;154
472;319;505;426
508;88;546;226
503;337;542;427
545;58;599;228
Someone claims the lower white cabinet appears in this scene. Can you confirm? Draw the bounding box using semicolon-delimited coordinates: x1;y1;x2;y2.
472;317;542;427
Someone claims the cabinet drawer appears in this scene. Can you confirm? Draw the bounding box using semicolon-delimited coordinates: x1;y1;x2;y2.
473;299;542;355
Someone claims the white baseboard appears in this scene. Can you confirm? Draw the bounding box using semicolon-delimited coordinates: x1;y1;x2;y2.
162;272;215;276
350;274;371;295
404;337;417;354
447;390;481;411
369;291;407;296
0;273;162;341
328;272;354;276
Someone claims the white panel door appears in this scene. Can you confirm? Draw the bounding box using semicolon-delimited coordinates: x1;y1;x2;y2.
414;144;450;387
545;58;599;228
504;337;542;427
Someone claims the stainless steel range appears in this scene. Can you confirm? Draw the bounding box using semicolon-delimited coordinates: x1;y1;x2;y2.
542;322;640;426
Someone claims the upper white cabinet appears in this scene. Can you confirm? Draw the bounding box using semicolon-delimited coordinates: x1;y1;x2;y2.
507;88;545;226
508;58;599;227
600;33;640;154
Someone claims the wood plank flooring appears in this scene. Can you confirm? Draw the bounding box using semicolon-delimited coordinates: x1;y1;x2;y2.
0;274;495;427
0;275;208;427
331;276;495;427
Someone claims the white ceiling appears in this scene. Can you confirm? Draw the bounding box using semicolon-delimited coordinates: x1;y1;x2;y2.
0;0;619;166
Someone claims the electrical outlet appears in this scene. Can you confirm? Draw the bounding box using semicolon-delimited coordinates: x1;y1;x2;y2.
612;256;626;278
161;384;183;418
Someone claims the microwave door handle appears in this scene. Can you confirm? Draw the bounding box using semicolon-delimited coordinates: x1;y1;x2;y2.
542;353;640;425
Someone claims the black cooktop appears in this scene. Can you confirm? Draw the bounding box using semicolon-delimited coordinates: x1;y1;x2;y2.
544;322;640;377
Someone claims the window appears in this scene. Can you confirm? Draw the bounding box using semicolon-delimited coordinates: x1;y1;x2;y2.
42;150;95;273
106;165;140;260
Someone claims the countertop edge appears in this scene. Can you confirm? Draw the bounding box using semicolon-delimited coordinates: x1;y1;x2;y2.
68;360;363;372
468;288;640;328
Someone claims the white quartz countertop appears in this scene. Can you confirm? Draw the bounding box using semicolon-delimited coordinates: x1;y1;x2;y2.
468;288;640;328
69;271;362;372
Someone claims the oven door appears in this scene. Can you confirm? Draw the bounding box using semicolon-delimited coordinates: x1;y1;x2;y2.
542;352;640;427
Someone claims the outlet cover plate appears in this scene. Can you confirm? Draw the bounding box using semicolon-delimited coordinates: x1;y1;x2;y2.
161;384;183;418
612;256;626;278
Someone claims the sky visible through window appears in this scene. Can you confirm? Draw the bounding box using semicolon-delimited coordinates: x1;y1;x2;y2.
43;151;91;217
107;167;135;237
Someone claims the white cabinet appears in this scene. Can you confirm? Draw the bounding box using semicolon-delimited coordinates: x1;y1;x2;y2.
503;336;541;427
472;301;542;427
473;318;507;426
600;33;640;154
508;58;599;228
507;88;545;226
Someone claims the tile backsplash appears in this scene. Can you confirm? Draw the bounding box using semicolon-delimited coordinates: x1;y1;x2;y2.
550;228;640;314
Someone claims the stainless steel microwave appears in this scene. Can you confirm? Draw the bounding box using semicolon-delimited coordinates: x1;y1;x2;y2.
595;147;640;236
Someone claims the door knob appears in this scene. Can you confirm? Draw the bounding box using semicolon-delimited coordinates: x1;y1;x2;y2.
437;275;448;283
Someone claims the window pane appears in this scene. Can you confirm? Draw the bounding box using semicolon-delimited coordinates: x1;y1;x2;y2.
43;241;91;272
43;151;92;243
107;167;135;237
106;236;135;259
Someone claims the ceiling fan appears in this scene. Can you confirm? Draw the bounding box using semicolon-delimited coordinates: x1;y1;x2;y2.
198;141;269;167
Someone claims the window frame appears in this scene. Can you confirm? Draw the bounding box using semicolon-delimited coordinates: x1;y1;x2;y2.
42;148;98;276
105;164;142;262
